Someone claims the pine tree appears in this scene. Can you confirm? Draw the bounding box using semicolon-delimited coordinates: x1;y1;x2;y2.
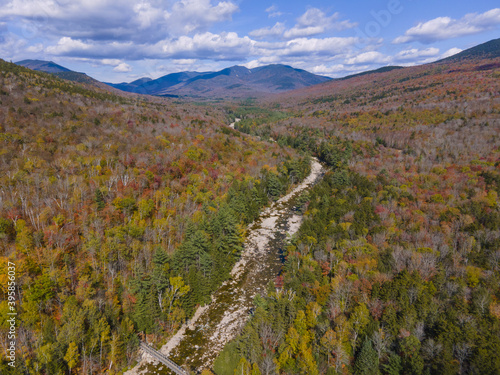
95;188;105;211
383;353;402;375
354;338;379;375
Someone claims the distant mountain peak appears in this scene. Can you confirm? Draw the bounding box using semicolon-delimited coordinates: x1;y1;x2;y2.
16;59;72;74
106;63;331;98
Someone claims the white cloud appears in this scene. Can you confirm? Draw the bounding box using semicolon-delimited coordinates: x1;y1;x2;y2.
441;47;463;59
172;59;198;65
0;33;28;59
249;22;286;39
395;47;440;60
283;8;356;39
45;32;255;61
310;63;381;78
393;8;500;44
113;62;132;72
0;0;239;43
243;56;281;69
346;51;390;65
281;37;359;57
160;32;255;60
311;63;345;74
249;8;356;41
266;5;282;18
167;0;238;35
284;26;326;39
101;59;122;66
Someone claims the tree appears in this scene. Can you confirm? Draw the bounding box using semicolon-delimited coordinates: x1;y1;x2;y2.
251;363;262;375
234;357;252;375
97;317;111;366
64;342;79;374
163;276;190;314
383;353;403;375
354;338;379;375
95;188;105;211
399;335;424;375
37;343;54;373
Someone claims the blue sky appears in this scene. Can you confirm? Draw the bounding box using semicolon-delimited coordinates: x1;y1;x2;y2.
0;0;499;83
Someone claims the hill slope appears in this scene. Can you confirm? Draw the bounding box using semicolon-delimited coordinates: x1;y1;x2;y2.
438;37;500;62
16;59;108;87
216;39;500;375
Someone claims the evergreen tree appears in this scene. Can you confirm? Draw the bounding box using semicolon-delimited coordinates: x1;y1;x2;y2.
354;339;379;375
383;353;403;375
95;188;105;211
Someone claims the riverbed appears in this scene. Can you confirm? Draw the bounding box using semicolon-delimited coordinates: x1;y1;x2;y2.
127;158;324;374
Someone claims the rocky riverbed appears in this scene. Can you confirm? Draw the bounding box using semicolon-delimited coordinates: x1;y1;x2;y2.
126;158;324;374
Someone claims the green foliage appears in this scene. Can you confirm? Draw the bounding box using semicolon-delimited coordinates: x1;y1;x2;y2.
354;339;379;375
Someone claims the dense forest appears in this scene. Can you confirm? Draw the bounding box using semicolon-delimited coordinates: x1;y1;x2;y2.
212;56;500;375
0;60;310;374
1;50;499;375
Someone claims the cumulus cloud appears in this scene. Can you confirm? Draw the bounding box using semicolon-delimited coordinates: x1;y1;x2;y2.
160;32;255;60
167;0;238;35
284;8;356;39
101;59;122;66
45;32;256;61
310;63;345;74
345;51;391;65
393;8;500;44
249;22;286;39
249;8;356;41
395;47;440;60
281;37;359;57
113;62;132;72
0;0;239;43
441;47;463;59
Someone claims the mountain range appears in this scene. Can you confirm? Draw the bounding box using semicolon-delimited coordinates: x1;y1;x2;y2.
15;60;331;98
14;37;500;99
105;64;332;98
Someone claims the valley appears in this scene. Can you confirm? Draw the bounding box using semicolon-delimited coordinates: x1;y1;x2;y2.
1;35;500;375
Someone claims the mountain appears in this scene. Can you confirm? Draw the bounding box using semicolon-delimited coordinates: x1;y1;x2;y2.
103;77;153;92
107;64;331;98
15;59;72;73
15;59;329;98
438;37;500;62
272;37;500;105
15;59;104;86
337;65;404;81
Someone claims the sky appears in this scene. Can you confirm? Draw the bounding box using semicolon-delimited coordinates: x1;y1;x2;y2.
0;0;499;83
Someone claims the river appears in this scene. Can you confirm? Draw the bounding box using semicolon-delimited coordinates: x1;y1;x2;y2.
126;154;325;375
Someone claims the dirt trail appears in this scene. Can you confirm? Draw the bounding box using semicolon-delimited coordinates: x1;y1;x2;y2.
127;158;324;374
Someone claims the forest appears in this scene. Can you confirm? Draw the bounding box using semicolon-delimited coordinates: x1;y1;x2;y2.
0;52;499;375
0;60;310;374
212;57;500;375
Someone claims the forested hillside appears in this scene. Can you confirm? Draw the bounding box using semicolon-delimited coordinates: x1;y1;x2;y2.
216;55;500;374
0;60;310;374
